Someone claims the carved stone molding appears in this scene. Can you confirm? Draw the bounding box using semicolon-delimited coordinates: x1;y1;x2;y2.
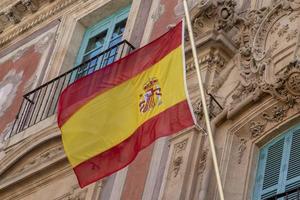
237;137;247;164
249;121;266;138
170;139;188;178
56;185;87;200
21;0;39;13
260;60;300;105
192;95;223;123
0;0;79;47
0;144;64;185
198;148;208;175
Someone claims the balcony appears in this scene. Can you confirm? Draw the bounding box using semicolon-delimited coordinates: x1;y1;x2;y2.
8;40;135;138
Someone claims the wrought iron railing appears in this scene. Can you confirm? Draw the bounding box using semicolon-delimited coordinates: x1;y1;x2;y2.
265;187;300;200
8;40;135;138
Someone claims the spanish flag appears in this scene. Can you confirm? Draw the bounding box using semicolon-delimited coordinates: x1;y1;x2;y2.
57;22;195;188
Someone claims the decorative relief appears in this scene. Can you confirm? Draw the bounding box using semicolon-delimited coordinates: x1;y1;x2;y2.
56;185;87;200
15;145;64;174
0;145;64;184
0;69;23;117
270;22;280;34
243;60;300;138
277;24;289;37
237;137;247;164
2;6;22;24
262;105;289;122
193;99;203;123
21;0;39;13
0;0;78;47
286;29;298;42
172;156;183;177
198;149;208;175
170;139;188;178
192;96;222;123
174;139;188;153
249;121;266;138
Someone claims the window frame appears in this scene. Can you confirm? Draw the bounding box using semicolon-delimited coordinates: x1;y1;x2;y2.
75;6;131;66
253;124;300;199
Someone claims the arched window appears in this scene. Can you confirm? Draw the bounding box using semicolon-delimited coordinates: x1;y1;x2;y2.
253;125;300;199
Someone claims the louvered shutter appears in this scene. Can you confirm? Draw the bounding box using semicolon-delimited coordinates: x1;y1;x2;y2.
253;138;285;200
284;129;300;199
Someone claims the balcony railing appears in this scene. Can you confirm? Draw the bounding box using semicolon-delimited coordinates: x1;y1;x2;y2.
8;40;135;138
265;187;300;200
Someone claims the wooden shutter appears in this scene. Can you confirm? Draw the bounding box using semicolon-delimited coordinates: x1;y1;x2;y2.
253;137;286;200
284;129;300;198
253;126;300;200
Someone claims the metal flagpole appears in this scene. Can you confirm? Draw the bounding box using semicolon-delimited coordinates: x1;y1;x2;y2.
182;1;225;200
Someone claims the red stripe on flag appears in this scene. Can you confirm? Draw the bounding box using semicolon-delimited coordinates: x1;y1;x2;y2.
73;100;193;188
58;22;182;127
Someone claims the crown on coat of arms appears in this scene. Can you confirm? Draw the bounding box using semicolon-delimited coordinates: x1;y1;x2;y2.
143;78;158;91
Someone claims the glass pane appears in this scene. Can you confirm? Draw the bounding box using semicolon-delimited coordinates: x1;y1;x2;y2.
109;19;127;48
85;30;108;53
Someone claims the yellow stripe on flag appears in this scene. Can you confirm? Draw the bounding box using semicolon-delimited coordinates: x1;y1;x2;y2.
62;46;186;167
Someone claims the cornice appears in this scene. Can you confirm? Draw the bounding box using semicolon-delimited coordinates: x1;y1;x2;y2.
0;0;81;48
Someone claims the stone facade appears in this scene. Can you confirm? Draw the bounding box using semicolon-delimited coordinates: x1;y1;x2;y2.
0;0;299;199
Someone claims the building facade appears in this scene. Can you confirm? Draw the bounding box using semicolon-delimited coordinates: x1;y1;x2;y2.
0;0;300;199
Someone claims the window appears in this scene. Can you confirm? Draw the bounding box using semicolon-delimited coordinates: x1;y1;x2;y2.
253;125;300;199
75;6;130;78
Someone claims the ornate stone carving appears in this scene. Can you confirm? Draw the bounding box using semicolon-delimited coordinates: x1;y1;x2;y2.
193;99;203;123
56;185;87;200
172;156;183;177
174;139;188;153
286;29;298;42
278;24;289;37
237;137;247;164
262;104;289;122
198;149;208;175
249;121;266;138
21;0;39;13
15;145;64;175
192;94;223;123
216;0;240;32
3;6;22;24
252;1;293;61
244;60;300;139
170;139;188;178
0;0;79;47
211;64;235;93
260;60;300;105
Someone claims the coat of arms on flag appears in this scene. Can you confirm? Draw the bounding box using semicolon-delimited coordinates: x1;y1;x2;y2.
139;77;162;113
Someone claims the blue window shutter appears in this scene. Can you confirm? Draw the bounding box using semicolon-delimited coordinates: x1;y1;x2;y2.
284;129;300;198
253;136;287;200
76;6;130;67
261;138;285;199
253;126;300;200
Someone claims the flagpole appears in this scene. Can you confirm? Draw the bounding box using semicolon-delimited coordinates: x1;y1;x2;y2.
182;1;225;200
